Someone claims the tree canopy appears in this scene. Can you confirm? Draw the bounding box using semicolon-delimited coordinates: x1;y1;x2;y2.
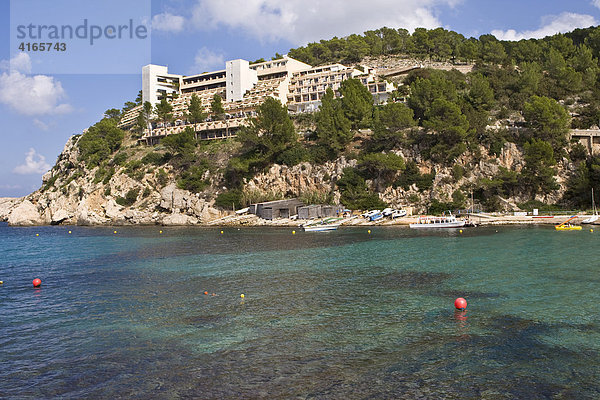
78;118;125;167
315;88;352;159
339;78;374;129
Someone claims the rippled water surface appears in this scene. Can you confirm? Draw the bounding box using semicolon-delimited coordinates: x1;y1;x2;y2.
1;223;599;398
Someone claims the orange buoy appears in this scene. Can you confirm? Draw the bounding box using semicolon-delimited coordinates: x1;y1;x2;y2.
204;291;208;295
32;278;42;288
454;297;467;310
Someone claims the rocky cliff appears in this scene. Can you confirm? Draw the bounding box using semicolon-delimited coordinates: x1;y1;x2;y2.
0;129;576;227
0;137;364;226
244;141;571;212
0;135;225;226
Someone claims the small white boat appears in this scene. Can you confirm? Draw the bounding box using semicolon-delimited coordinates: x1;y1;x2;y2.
409;212;466;229
302;218;341;232
382;208;394;217
391;209;407;218
582;188;598;224
370;213;384;222
302;224;339;231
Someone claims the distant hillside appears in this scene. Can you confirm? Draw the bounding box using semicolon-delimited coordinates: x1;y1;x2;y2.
287;25;600;67
2;26;600;225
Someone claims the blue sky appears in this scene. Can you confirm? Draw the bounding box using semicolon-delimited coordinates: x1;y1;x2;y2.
1;0;599;197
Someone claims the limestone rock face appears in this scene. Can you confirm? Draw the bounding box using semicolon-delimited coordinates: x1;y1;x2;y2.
0;198;21;221
7;200;44;226
51;209;71;225
499;142;524;172
1;120;583;225
160;184;222;222
104;200;125;223
162;213;199;225
246;157;357;200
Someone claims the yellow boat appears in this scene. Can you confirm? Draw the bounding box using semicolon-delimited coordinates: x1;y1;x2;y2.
555;224;582;231
555;215;582;230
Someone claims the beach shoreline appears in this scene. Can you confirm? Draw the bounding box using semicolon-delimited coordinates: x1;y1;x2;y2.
204;212;599;228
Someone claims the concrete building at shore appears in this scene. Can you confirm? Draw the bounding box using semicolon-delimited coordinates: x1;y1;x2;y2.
119;55;395;144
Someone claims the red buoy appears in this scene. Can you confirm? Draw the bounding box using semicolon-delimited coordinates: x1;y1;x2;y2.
32;278;42;288
454;297;467;310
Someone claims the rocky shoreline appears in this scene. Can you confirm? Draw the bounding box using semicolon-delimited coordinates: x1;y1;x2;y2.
1;194;594;228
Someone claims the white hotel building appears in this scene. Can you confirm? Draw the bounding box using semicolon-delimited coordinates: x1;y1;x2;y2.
119;56;395;144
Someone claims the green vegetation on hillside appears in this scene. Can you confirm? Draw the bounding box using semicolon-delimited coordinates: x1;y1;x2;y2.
59;25;600;213
78;118;125;167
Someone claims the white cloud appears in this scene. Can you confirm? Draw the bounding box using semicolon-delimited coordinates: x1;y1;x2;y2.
190;47;225;73
593;1;600;10
492;12;598;41
152;12;185;32
33;119;50;131
191;0;458;45
13;148;51;175
0;54;72;116
0;52;32;73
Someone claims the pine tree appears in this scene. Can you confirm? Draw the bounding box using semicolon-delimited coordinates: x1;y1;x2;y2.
186;94;206;137
154;98;173;127
211;94;225;120
339;78;374;129
236;97;297;171
316;88;352;158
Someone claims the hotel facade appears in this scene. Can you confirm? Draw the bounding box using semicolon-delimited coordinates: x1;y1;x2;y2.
119;56;395;144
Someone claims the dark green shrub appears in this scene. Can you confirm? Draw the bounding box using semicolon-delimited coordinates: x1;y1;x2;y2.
395;161;435;191
336;167;387;210
111;151;128;166
43;175;59;191
156;168;169;187
214;190;244;210
141;152;167;166
177;163;210;193
116;188;139;206
452;164;465;181
78;118;125;167
276;145;309;166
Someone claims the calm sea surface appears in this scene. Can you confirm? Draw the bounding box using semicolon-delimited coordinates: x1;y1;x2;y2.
1;223;599;399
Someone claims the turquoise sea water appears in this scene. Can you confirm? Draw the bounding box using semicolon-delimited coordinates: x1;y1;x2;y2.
1;223;599;398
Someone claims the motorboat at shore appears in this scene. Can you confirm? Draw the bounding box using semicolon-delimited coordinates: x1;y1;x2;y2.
302;217;342;232
409;212;466;229
302;224;339;232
